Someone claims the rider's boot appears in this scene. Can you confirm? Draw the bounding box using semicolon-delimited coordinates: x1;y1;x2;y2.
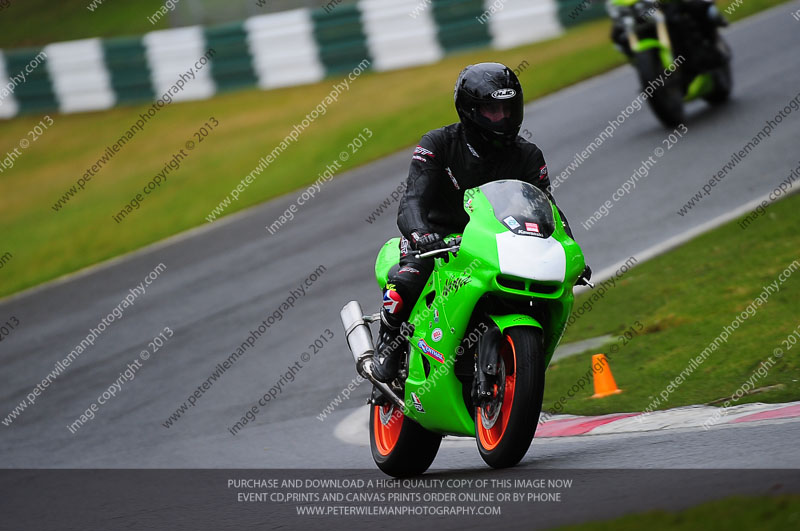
371;314;404;383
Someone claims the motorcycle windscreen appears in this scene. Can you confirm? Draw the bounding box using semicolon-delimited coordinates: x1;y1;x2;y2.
480;180;555;238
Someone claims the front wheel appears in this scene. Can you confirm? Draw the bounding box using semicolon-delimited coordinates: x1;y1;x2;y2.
634;50;685;127
370;402;442;477
704;38;733;105
475;327;545;468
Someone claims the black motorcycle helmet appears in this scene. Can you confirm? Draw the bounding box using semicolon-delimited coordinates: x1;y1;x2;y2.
454;62;524;154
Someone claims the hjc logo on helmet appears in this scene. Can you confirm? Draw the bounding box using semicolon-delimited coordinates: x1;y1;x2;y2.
491;88;516;99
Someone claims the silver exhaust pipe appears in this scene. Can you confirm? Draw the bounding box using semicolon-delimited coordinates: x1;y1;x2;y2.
340;301;375;369
340;301;406;411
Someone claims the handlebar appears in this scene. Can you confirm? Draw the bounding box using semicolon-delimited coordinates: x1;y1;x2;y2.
413;237;462;259
416;245;460;259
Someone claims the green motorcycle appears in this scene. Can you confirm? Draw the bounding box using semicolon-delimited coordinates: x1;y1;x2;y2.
607;0;732;126
340;180;589;476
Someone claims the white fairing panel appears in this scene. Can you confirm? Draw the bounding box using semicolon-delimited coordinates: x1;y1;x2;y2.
495;232;566;282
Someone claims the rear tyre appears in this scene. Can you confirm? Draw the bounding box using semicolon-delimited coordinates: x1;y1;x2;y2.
634;50;685;127
475;327;545;469
370;402;442;477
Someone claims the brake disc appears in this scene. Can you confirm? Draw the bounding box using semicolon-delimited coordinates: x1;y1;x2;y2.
479;358;506;429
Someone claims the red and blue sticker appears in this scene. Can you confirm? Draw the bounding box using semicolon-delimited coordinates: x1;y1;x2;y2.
383;289;403;314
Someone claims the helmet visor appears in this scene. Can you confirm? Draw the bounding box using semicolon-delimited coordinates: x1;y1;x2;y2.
470;96;523;136
478;102;511;123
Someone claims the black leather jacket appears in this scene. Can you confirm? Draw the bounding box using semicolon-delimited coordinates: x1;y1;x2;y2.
397;122;573;243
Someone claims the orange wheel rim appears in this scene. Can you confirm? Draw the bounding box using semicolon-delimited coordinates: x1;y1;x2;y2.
373;404;403;456
477;336;516;451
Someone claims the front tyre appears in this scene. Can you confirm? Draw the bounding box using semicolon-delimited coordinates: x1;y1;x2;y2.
370;403;442;477
704;38;733;105
476;327;545;469
634;50;684;127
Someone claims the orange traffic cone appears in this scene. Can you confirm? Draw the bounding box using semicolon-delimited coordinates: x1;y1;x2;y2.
591;353;622;398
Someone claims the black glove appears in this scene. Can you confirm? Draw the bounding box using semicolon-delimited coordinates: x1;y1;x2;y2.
577;265;592;286
411;231;449;254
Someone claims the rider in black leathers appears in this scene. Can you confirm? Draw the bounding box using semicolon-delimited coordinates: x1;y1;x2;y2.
371;62;590;383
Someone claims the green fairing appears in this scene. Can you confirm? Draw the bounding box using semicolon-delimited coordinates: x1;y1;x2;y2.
631;38;674;69
373;181;585;436
489;314;542;333
374;237;401;288
632;38;663;53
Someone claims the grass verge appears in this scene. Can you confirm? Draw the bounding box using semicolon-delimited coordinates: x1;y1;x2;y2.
554;495;800;531
0;0;170;48
0;0;790;299
544;192;800;416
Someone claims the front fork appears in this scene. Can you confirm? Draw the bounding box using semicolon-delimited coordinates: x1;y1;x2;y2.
473;314;543;406
624;11;675;67
474;324;502;405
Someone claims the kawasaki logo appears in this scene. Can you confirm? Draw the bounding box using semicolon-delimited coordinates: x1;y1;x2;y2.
491;88;516;99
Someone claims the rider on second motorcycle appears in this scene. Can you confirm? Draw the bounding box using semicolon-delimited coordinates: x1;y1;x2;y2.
372;62;590;383
610;0;728;70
